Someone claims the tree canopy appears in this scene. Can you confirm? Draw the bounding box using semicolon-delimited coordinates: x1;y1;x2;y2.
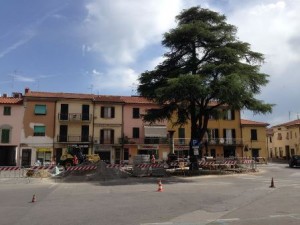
138;6;273;152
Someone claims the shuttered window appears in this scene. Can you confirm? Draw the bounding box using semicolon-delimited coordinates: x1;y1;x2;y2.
3;106;11;115
100;129;114;144
34;105;47;115
1;129;10;143
101;107;115;118
34;126;46;136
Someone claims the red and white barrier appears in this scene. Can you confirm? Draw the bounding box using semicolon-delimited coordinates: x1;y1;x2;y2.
224;160;237;165
241;160;254;164
0;166;21;171
199;161;215;166
66;165;97;171
135;164;164;168
106;164;125;168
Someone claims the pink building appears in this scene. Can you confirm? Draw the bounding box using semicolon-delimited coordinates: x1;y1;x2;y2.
0;93;24;166
121;96;169;163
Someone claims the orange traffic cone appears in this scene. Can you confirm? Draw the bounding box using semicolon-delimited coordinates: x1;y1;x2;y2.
31;194;36;203
157;179;163;192
269;177;275;188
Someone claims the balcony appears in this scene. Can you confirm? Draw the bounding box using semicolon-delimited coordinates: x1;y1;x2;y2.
208;138;243;145
106;137;244;145
122;137;169;145
58;113;92;122
57;135;92;143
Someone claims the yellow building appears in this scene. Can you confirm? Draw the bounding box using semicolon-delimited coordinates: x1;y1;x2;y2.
168;108;244;159
241;119;269;159
268;119;300;159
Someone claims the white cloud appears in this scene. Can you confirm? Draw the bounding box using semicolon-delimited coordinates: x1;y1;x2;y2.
82;0;182;65
90;67;139;95
12;74;35;82
221;0;300;125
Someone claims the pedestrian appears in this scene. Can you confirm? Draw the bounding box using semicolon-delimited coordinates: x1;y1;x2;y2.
151;154;156;164
73;155;79;166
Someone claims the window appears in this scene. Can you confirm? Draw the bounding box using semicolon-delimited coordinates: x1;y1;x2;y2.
101;106;115;118
132;108;140;118
223;109;235;120
34;105;47;115
223;129;236;144
251;129;257;141
1;129;10;143
100;129;114;144
3;106;11;115
277;133;282;140
132;127;140;138
34;126;46;136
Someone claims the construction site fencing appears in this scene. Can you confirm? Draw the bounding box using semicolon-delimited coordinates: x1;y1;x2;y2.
0;166;58;178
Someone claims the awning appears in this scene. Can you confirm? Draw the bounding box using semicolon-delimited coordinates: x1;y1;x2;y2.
144;126;167;137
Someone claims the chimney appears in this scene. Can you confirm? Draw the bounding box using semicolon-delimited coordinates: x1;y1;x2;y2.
25;88;30;94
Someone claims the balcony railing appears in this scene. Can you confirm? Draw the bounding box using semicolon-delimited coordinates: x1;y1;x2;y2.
120;137;243;145
58;113;92;122
57;135;92;142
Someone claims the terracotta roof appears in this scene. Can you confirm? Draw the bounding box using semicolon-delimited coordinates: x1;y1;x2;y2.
272;119;300;128
93;95;124;103
241;119;269;127
120;96;155;104
25;91;94;99
0;97;23;104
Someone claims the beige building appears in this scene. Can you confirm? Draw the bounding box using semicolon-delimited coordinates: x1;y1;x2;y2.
54;93;94;163
93;95;124;164
241;119;269;159
267;119;300;159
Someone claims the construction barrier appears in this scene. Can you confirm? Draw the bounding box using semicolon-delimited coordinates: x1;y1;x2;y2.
106;164;125;168
66;165;97;171
30;165;56;170
0;166;21;171
0;166;26;178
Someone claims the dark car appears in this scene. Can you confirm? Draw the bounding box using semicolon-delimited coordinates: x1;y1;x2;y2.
289;155;300;168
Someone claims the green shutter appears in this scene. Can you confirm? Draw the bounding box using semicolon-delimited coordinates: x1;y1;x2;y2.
34;105;46;115
34;126;45;136
1;129;10;143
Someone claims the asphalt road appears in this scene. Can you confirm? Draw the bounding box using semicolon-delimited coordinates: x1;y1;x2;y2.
0;163;300;225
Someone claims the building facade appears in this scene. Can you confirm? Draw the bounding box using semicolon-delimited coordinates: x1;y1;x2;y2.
267;119;300;159
121;96;169;163
241;119;269;159
0;93;23;166
93;95;124;164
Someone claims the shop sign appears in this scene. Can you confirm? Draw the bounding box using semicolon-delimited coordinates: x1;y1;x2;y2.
37;148;51;152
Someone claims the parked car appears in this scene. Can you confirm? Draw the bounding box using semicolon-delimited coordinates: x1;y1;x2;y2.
289;155;300;168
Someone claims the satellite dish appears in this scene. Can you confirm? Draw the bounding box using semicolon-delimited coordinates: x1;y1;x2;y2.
219;138;224;144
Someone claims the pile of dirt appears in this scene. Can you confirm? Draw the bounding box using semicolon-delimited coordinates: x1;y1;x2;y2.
26;169;52;178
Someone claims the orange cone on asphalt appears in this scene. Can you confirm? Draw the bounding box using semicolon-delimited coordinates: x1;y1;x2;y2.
157;179;163;192
269;177;275;188
31;194;36;203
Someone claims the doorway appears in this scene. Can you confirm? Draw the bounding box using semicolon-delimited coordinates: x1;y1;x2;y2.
22;149;31;167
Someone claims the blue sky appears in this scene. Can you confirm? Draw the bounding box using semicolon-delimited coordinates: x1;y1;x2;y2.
1;0;300;126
